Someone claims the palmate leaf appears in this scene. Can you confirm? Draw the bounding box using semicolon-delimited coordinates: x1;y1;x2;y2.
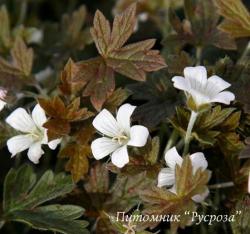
0;38;33;78
140;156;210;230
127;72;181;128
3;164;89;234
214;0;250;38
60;124;95;182
164;0;236;51
75;3;166;110
38;96;93;139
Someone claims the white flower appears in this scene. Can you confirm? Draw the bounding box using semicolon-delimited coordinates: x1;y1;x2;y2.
157;147;209;203
91;104;149;168
172;66;235;108
6;104;61;164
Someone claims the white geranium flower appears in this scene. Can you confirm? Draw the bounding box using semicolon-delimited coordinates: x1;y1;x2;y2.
91;104;149;168
6;104;61;164
172;66;235;108
158;147;209;203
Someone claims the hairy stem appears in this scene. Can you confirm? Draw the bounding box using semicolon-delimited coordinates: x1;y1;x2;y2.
209;182;234;189
164;129;179;155
183;111;198;156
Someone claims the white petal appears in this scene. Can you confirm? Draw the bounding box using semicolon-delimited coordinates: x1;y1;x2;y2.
210;91;235;105
172;76;190;91
0;100;6;111
190;152;208;172
184;66;207;91
164;147;183;169
48;138;61;150
91;137;120;160
206;75;231;97
93;109;120;137
157;168;175;187
127;125;149;147
192;188;209;203
27;142;44;164
32;104;47;127
111;145;129;168
7;135;34;157
116;104;136;134
6;108;35;133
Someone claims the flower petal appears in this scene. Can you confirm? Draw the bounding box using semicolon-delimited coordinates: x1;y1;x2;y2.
111;145;129;168
192;188;209;203
7;135;34;157
157;168;175;187
168;185;177;194
0;100;6;111
32;104;47;127
91;137;120;160
206;75;231;97
27;142;44;164
6;108;35;133
93;109;120;137
164;147;183;169
172;76;190;92
127;125;149;147
184;66;207;91
48;138;61;150
116;104;136;134
190;152;208;172
210;91;235;105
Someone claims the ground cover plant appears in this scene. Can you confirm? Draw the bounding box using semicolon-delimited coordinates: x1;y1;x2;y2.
0;0;249;233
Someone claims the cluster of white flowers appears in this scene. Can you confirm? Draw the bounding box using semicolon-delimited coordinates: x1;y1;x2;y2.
3;65;241;201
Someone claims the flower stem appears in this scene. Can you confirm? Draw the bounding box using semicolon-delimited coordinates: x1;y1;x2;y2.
183;111;198;156
238;40;250;64
209;182;234;189
196;46;202;65
164;129;178;155
18;0;28;25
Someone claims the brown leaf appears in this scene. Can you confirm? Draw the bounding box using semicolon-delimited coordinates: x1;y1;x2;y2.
59;58;84;95
38;96;93;139
76;3;166;110
60;144;90;182
214;0;250;38
0;38;33;77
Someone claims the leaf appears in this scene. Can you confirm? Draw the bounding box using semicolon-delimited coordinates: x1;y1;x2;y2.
2;165;89;234
127;72;181;128
170;106;240;146
0;5;11;50
76;3;166;110
103;88;131;113
214;0;250;38
62;5;92;49
59;58;85;96
175;156;211;197
0;38;33;77
60;144;90;183
38;96;93;139
164;0;236;51
10;205;89;234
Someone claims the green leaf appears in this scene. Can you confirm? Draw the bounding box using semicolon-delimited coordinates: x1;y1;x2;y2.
10;205;89;234
3;165;89;234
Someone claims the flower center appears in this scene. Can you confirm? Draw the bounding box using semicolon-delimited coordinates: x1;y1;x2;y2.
112;134;129;145
28;127;44;141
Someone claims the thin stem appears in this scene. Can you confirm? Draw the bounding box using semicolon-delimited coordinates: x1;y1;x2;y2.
209;182;234;189
238;40;250;64
196;46;202;65
17;0;28;25
164;129;178;155
183;111;198;156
